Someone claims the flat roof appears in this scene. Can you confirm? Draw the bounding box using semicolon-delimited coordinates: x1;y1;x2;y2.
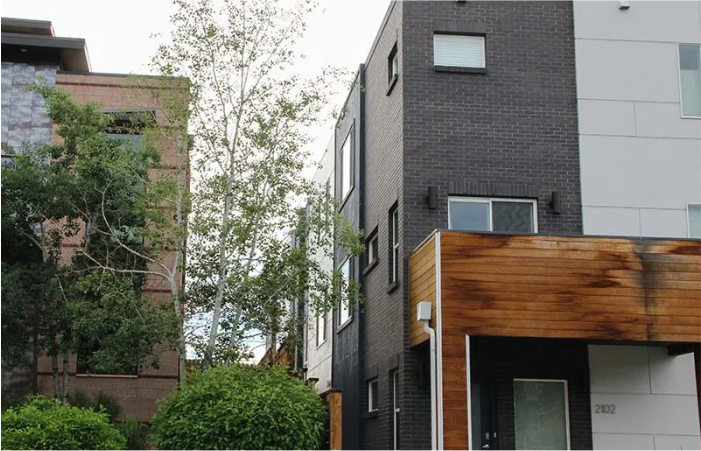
1;17;53;36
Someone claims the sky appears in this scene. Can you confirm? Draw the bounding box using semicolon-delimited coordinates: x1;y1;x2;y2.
2;0;392;162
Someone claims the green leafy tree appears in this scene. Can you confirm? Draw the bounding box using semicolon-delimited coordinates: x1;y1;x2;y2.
1;396;127;450
151;0;363;367
1;85;181;398
151;365;325;449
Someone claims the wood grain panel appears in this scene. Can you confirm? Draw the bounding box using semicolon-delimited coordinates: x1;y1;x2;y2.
413;231;701;450
409;234;436;346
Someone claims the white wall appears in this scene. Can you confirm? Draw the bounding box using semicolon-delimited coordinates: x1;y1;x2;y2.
574;1;701;238
589;346;700;450
575;2;701;449
303;137;335;392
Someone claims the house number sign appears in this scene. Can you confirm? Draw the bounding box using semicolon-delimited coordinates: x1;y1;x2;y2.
594;404;616;414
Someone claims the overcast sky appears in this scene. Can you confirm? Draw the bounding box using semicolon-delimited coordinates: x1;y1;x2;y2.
3;0;392;161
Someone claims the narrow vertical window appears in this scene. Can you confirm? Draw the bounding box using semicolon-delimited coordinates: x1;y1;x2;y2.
688;204;701;238
388;43;399;84
338;258;352;327
316;309;327;346
392;370;400;449
340;130;353;200
679;44;701;117
368;379;379;412
389;205;399;284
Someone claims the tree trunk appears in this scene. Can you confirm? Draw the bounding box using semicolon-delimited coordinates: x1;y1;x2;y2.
50;350;60;400
61;348;69;404
31;330;39;394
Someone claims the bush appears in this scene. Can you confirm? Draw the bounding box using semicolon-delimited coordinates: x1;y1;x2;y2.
69;391;122;423
1;395;126;450
151;365;325;450
116;419;151;450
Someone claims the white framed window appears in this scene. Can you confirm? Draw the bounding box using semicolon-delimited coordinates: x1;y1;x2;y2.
679;43;701;118
389;206;399;283
338;258;352;327
513;379;570;450
316;309;327;347
687;203;701;238
366;230;379;267
388;43;399;84
434;34;486;69
368;379;379;412
392;370;400;449
340;129;353;201
448;197;538;233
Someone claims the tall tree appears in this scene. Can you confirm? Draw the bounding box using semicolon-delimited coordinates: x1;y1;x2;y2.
151;0;362;366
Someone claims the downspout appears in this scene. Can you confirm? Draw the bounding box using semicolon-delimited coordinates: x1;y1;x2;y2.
418;302;437;450
435;232;445;450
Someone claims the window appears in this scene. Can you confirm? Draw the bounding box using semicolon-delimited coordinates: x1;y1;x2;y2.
514;379;570;450
448;197;537;233
338;258;352;327
392;371;400;449
389;206;399;284
316;308;327;346
679;44;701;117
388;43;399;84
434;34;486;69
368;379;379;412
340;130;353;201
688;204;701;238
366;229;379;268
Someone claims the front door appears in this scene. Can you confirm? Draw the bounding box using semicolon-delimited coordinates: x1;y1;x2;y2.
471;378;498;450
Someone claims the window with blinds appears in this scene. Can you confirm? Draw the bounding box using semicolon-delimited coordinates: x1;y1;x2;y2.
434;34;485;69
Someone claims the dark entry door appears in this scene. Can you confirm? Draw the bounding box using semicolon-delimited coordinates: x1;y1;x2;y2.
471;378;498;450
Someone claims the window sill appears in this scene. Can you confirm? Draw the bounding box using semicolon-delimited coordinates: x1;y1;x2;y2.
339;186;354;211
386;281;400;294
434;66;487;74
363;410;379;420
316;339;327;349
386;75;398;96
364;259;379;276
337;316;353;333
76;373;138;379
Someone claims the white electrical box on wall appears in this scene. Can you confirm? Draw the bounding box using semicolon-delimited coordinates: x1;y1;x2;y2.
417;301;432;322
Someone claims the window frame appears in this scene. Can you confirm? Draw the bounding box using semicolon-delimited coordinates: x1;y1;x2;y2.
448;196;539;233
368;378;379;413
339;128;354;204
387;42;399;95
392;370;400;449
365;228;379;271
677;43;701;119
687;203;701;238
513;378;571;451
337;258;352;328
389;205;400;285
433;33;487;71
316;308;327;347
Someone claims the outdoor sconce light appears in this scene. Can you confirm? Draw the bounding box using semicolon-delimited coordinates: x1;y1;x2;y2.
550;191;562;215
427;186;437;210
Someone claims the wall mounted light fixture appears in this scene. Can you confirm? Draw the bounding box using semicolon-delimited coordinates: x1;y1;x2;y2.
427;186;437;210
550;191;562;215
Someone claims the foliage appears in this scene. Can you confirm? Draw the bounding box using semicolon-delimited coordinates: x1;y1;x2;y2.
1;396;126;450
1;84;181;397
151;365;325;450
69;391;122;423
116;419;152;450
152;0;363;368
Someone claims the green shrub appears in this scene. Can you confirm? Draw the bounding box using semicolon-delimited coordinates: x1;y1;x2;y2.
151;365;325;450
1;395;126;450
69;391;121;422
117;419;151;450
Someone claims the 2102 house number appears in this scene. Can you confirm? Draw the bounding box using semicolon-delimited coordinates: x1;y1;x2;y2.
595;404;616;414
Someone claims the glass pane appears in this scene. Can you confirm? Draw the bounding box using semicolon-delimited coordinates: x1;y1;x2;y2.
492;202;534;233
470;383;482;450
514;380;569;450
339;260;351;325
689;205;701;238
341;134;352;198
449;201;489;231
680;44;701;117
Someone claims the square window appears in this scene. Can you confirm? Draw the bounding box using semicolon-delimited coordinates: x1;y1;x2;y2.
434;34;485;69
338;258;352;327
340;130;353;201
679;44;701;117
688;204;701;238
368;379;379;412
448;197;537;233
